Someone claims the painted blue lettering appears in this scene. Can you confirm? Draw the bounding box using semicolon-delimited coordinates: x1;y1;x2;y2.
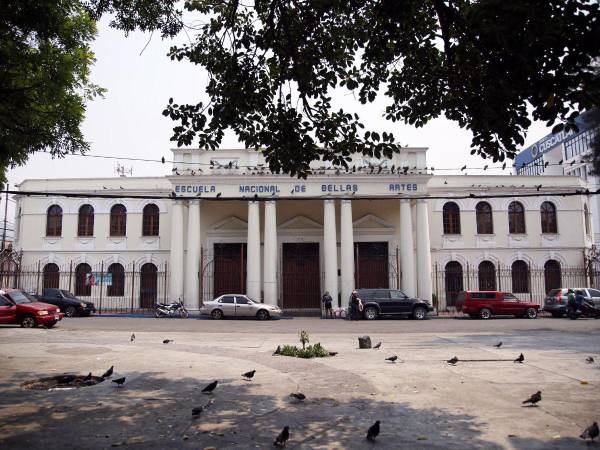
175;186;181;193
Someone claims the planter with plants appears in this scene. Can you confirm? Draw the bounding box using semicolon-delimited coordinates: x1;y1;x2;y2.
276;331;333;359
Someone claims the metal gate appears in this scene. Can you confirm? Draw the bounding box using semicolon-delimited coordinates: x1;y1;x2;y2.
282;242;320;309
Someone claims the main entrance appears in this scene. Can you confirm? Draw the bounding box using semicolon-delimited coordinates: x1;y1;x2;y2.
354;242;389;289
213;243;247;298
282;242;320;309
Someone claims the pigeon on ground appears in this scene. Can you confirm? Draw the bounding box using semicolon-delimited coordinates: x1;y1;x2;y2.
192;406;203;417
328;351;338;356
514;353;524;363
366;420;380;441
202;380;218;393
447;356;459;365
163;339;173;344
373;342;382;349
385;356;398;363
101;366;114;379
112;377;126;387
522;391;541;406
83;372;92;381
586;356;595;364
274;426;290;448
273;345;281;356
242;370;256;380
289;393;306;401
130;333;135;342
580;422;599;441
494;341;503;348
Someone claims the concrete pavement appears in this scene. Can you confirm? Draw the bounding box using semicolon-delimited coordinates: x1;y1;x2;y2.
0;317;599;449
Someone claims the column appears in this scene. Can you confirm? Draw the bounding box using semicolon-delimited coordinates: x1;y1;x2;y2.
184;200;201;310
246;201;261;300
263;201;277;305
416;199;432;301
169;200;185;301
323;200;338;306
399;199;416;296
340;199;354;307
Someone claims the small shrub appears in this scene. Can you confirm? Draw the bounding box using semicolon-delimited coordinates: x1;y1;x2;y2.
299;330;310;349
279;342;330;358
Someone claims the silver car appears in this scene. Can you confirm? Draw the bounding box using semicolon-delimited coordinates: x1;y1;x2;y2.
200;294;282;320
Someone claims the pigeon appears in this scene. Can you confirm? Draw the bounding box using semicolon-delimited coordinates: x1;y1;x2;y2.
447;356;459;365
494;341;502;348
289;393;306;401
366;420;380;441
161;156;166;164
580;422;599;441
328;351;338;356
216;192;222;198
586;356;595;364
163;339;172;344
202;380;218;393
274;426;290;448
273;345;281;355
522;391;541;406
101;366;114;379
192;406;204;417
242;370;256;380
130;333;135;342
112;377;126;387
514;353;524;363
373;342;382;349
385;356;398;363
83;372;92;382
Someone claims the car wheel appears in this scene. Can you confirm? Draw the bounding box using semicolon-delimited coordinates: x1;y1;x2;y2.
256;310;270;321
363;306;379;320
550;311;563;318
211;309;224;320
525;308;537;319
20;315;37;328
412;306;427;320
65;306;77;317
44;321;57;329
479;308;492;320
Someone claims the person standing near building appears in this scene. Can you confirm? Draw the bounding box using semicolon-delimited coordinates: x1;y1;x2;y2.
349;290;362;321
322;291;333;319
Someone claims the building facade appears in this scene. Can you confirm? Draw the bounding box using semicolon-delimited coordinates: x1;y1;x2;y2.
10;148;593;313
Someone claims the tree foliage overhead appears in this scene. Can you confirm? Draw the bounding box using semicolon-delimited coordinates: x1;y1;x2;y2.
164;0;600;176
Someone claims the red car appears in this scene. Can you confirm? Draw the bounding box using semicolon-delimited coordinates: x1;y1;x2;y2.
456;291;539;319
0;288;63;328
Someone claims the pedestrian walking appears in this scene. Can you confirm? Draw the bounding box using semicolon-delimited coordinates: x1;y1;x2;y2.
322;291;334;318
349;290;362;321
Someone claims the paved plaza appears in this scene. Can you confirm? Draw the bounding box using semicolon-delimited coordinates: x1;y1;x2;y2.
0;317;599;449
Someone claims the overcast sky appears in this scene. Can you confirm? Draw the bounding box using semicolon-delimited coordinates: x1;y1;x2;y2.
2;15;555;233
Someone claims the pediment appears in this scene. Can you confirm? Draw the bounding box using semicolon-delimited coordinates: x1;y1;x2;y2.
210;216;248;230
353;214;394;230
279;215;322;229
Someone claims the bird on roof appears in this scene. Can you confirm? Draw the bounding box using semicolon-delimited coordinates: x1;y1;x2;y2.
514;353;524;363
580;422;599;442
112;377;126;387
163;339;173;344
536;184;542;191
202;380;218;393
289;393;306;401
460;165;467;171
216;192;222;198
101;366;114;379
366;421;380;441
522;391;541;406
502;162;507;170
274;426;290;448
242;370;256;380
161;156;166;164
130;333;135;342
586;356;594;364
385;355;398;363
447;356;458;365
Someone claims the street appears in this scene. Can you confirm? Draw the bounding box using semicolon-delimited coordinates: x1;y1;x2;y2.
0;316;599;449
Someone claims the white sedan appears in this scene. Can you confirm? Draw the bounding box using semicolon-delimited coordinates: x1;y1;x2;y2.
200;294;282;320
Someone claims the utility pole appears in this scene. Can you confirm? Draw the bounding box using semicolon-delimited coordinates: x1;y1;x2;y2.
1;183;7;251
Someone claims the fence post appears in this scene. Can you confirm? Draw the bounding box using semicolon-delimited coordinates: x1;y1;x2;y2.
497;265;501;292
164;261;168;304
130;261;136;314
98;261;104;315
35;261;41;295
68;261;73;292
434;262;439;312
199;248;203;307
396;246;400;290
466;263;470;291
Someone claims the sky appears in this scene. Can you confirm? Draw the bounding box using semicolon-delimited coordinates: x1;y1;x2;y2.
2;15;555;236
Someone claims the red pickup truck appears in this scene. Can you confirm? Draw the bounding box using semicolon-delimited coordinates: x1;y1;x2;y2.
0;288;63;328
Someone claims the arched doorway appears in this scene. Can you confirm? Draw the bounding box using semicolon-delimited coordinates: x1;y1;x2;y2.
445;261;464;307
139;263;158;308
43;263;60;289
75;263;92;296
544;260;561;294
478;261;497;291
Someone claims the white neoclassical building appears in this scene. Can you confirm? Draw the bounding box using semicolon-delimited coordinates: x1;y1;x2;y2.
10;147;594;313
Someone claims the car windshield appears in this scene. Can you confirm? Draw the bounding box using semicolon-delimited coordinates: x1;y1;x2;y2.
61;290;76;299
8;291;33;304
244;297;255;304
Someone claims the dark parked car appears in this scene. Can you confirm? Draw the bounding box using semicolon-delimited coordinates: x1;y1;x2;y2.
35;289;96;317
544;288;600;318
356;288;433;320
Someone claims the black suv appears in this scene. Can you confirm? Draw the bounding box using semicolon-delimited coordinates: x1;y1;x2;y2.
356;288;433;320
34;289;96;317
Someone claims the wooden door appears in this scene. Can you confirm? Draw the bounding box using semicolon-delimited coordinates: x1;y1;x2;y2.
213;243;247;298
282;243;320;309
354;242;389;289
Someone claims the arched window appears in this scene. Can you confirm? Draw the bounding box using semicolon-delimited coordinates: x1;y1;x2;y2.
540;201;557;234
46;205;63;237
444;261;463;307
107;263;125;296
584;204;591;235
511;260;530;293
77;204;94;237
476;202;493;234
75;263;92;296
544;260;561;294
508;201;526;234
478;261;497;291
42;263;60;289
110;204;127;237
443;202;461;234
142;204;160;236
139;263;158;308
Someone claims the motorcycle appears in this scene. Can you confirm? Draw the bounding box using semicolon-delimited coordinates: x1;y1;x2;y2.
155;298;189;318
567;300;600;320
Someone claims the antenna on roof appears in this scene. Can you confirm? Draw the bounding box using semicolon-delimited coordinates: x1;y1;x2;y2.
115;163;133;177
